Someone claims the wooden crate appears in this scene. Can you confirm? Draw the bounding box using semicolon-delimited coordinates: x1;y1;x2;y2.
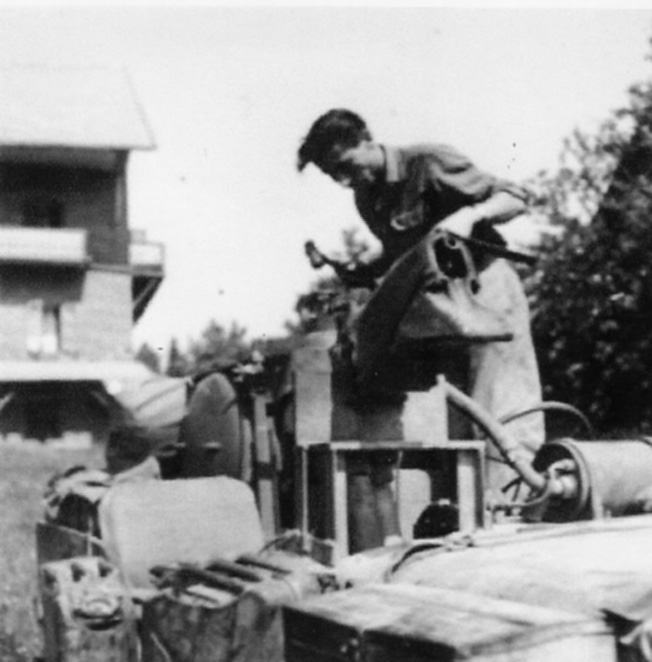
40;556;138;662
284;583;616;662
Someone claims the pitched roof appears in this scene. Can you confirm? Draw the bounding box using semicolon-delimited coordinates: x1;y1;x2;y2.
0;64;155;150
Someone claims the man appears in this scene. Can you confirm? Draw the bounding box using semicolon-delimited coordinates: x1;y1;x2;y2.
297;109;544;543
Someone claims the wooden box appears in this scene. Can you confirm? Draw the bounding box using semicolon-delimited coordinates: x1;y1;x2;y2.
284;583;615;662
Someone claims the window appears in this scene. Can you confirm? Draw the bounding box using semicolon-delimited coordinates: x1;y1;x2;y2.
22;199;64;228
26;300;62;357
41;304;61;356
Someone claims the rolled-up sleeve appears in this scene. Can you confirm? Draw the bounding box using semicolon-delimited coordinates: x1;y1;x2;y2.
425;144;530;204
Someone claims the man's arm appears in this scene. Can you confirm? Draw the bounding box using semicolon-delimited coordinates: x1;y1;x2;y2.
437;191;527;238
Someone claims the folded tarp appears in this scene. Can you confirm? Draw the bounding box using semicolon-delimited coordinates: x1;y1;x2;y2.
99;476;265;590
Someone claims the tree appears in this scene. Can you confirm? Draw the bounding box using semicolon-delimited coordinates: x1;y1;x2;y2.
527;61;652;433
187;320;251;375
285;227;373;336
166;337;190;377
135;342;161;373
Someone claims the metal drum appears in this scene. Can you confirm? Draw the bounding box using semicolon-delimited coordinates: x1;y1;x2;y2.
533;438;652;522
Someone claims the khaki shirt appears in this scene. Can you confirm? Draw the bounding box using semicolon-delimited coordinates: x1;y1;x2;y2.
354;144;529;270
353;144;544;485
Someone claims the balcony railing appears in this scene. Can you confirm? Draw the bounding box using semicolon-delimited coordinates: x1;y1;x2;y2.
0;225;165;276
130;235;165;321
0;226;88;266
129;239;165;276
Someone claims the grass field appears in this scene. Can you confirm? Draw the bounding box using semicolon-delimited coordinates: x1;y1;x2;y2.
0;443;103;662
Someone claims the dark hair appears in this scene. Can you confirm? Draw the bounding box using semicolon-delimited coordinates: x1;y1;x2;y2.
297;109;372;172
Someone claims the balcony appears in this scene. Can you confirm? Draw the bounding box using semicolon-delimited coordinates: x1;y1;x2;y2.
130;234;165;321
129;238;165;277
0;226;89;267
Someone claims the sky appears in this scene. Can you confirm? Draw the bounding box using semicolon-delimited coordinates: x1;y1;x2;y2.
1;4;652;360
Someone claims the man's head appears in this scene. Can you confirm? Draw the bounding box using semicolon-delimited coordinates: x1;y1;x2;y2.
297;109;385;188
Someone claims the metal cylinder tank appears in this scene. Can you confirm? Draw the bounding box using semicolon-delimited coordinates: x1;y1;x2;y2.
532;438;652;522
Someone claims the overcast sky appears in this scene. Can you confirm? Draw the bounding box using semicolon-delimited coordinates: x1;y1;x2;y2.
1;5;651;358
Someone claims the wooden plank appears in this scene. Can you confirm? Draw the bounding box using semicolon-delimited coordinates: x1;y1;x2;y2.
294;367;333;445
456;447;485;533
36;521;104;568
300;441;486;549
327;440;485;452
292;335;343;446
402;386;448;446
252;393;279;538
295;446;309;537
332;451;349;560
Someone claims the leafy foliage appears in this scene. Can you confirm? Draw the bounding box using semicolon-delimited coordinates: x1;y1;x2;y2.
286;227;373;335
165;337;191;377
185;320;251;375
135;342;161;373
528;71;652;433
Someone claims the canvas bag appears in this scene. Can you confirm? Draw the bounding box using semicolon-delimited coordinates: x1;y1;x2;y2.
353;227;513;392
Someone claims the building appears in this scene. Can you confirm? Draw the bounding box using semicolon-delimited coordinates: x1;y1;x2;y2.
0;64;164;445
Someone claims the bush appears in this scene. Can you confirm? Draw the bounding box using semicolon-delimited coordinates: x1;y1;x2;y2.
529;72;652;433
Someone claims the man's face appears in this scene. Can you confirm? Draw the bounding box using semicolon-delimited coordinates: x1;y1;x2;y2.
320;141;382;189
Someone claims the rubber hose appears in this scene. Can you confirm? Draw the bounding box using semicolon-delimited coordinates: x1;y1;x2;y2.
443;381;547;492
499;401;594;439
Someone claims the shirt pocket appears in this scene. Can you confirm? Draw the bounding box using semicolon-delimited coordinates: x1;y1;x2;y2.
389;199;425;231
